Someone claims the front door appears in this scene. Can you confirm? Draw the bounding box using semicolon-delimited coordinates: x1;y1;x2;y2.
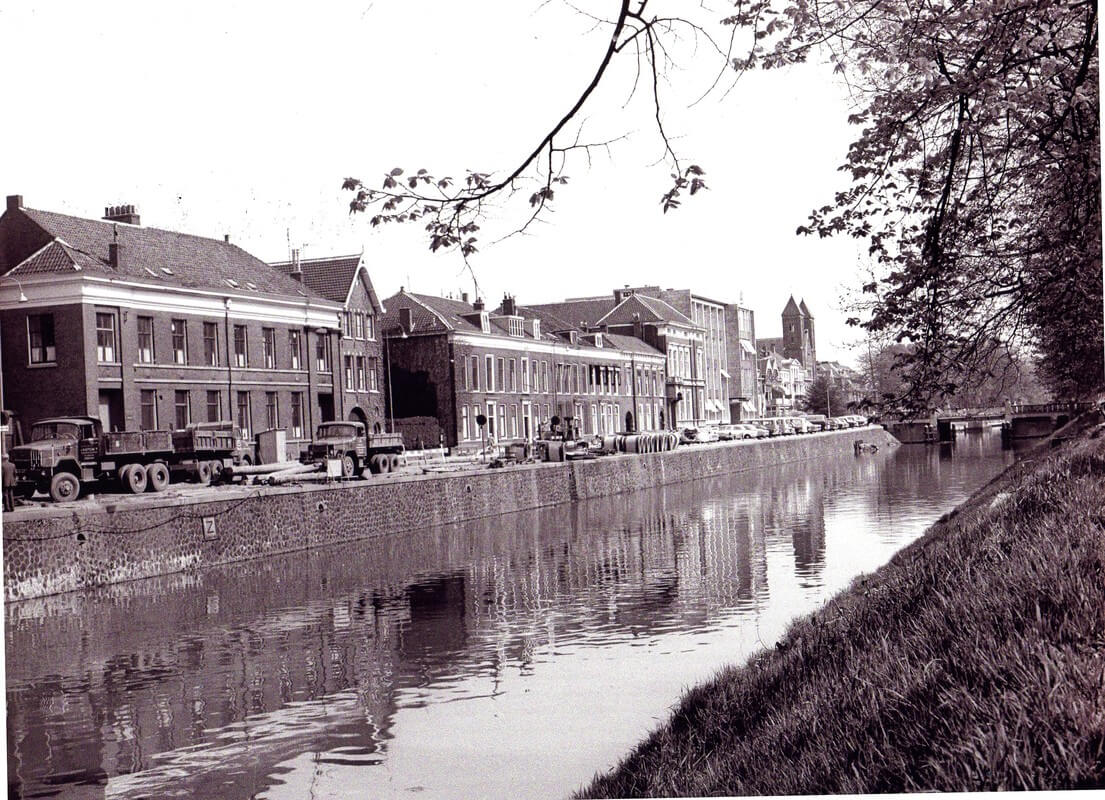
98;389;123;432
522;401;531;439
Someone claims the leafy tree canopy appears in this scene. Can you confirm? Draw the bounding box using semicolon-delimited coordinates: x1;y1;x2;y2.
345;0;1101;409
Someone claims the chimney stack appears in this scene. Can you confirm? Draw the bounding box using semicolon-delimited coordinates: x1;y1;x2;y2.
461;291;469;304
398;306;413;334
632;311;643;340
472;297;484;311
224;234;230;243
502;293;516;316
108;224;122;268
290;248;302;281
6;195;22;212
103;204;141;226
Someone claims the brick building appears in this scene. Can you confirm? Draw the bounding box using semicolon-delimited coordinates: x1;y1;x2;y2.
270;252;387;431
378;290;667;449
0;195;343;457
528;285;728;426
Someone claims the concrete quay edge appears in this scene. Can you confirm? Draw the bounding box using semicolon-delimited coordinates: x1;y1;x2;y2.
3;426;898;601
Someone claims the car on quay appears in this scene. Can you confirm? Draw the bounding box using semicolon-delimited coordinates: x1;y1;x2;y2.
801;414;831;431
785;417;816;434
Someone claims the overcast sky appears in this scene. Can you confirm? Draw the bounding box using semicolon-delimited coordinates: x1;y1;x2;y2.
1;1;869;362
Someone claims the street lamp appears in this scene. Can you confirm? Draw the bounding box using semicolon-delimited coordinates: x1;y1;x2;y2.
1;274;28;303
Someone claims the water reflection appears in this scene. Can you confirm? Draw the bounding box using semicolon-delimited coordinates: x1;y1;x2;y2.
6;432;1012;799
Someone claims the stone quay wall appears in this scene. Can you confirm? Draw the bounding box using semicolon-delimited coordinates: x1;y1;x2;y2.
3;427;897;601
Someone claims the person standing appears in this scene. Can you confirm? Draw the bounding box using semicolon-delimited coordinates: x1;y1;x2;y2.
2;453;16;513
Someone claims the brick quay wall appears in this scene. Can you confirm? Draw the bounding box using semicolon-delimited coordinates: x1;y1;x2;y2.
3;427;898;601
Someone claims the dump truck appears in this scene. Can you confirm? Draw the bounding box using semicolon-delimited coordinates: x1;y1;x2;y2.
10;417;249;502
303;421;405;477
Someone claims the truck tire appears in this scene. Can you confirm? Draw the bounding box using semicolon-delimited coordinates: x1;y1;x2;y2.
49;472;81;502
147;462;170;492
387;453;402;472
124;464;148;494
195;460;212;485
341;454;356;478
208;460;224;482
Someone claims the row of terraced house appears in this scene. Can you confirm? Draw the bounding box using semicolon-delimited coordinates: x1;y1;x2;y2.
0;195;835;454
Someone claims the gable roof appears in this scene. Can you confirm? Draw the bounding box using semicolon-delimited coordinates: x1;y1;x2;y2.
2;205;327;300
524;298;614;328
269;253;384;312
597;293;696;327
783;295;802;316
379;290;664;357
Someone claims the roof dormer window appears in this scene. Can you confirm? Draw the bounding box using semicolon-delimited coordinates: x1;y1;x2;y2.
508;317;523;337
594;333;603;348
532;319;541;339
480;312;490;333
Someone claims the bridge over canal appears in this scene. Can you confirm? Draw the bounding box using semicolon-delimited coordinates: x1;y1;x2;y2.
886;401;1094;444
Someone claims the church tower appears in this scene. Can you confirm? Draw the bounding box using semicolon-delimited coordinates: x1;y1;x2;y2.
781;296;816;369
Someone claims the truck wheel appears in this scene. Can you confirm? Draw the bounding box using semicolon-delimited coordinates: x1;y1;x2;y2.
146;462;170;492
124;464;148;494
195;461;212;485
367;454;383;474
387;453;401;472
209;460;224;482
341;454;356;478
49;472;81;502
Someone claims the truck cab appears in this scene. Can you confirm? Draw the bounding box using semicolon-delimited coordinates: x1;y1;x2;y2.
306;421;404;477
10;416;103;500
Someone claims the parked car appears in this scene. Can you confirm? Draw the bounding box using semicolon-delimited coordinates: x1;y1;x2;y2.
715;424;740;440
785;417;816;434
802;414;830;431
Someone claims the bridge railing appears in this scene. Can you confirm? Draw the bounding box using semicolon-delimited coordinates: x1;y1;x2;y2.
1008;401;1093;415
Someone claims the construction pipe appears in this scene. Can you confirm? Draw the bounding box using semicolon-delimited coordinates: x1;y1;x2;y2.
225;461;308;477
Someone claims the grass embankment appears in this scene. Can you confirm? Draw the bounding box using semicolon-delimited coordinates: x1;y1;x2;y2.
581;425;1105;796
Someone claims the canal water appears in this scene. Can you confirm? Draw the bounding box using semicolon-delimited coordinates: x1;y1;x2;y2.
6;432;1013;799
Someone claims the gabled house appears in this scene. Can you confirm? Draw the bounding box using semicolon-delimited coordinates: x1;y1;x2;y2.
0;195;343;456
270;252;387;431
378;290;667;448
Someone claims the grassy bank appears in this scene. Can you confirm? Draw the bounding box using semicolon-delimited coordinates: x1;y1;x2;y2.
581;429;1105;796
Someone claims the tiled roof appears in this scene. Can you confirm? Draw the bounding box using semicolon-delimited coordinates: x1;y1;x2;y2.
597;293;696;327
270;255;360;303
4;207;326;300
601;332;664;356
524;298;614;328
380;291;663;357
512;304;577;333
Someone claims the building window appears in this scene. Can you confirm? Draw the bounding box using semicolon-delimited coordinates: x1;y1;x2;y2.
206;390;222;422
236;391;251;437
497;404;506;438
541;361;548;393
510;405;518;438
508;318;523;337
509;359;517;392
365;314;375;340
497;358;505;392
462;356;470;391
27;313;56;364
233;325;248;367
461;405;470;441
316;334;330;372
343;311;352;337
137;316;155;363
290;392;304;438
265;392;279;430
170;318;187;364
521;358;529;392
174;390;191;429
471;356;480;391
485;355;493;392
289;330;302;370
356;356;366;391
355;312;365;339
263;328;276;369
96;312;117;363
203;322;219;366
368;357;379;391
344;355;355;390
140;389;157;430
